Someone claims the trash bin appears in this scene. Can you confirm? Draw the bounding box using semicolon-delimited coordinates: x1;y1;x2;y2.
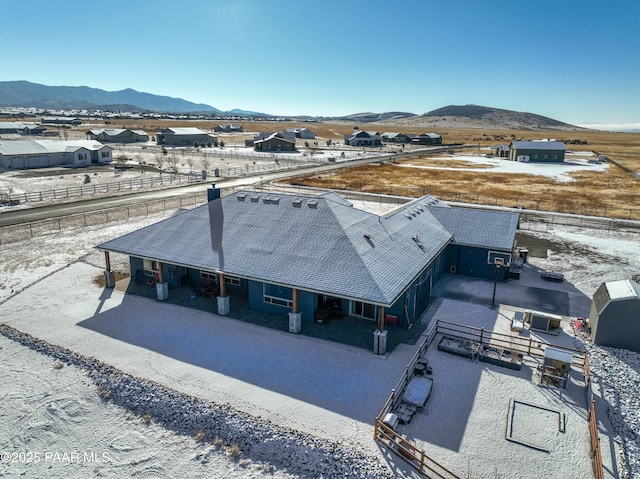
519;249;529;263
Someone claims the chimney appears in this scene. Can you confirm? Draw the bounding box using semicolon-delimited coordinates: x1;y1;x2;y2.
207;183;221;202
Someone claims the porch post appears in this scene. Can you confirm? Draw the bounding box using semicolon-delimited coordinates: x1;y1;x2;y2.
155;261;169;301
103;251;115;288
289;288;301;334
373;306;388;355
217;273;230;316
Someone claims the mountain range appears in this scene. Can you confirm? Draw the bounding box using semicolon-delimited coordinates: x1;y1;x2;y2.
0;81;582;130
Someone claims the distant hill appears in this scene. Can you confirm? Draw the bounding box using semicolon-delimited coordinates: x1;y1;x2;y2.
333;111;417;123
0;80;222;114
416;104;582;130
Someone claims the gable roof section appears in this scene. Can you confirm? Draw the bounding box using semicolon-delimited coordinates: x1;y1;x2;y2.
425;205;519;251
511;141;566;151
594;279;640;314
98;191;453;305
0;140;109;156
161;127;207;135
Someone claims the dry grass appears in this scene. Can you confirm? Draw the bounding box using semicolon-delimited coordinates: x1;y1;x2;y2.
53;362;64;370
226;443;242;460
97;385;110;400
193;429;206;442
142;413;152;424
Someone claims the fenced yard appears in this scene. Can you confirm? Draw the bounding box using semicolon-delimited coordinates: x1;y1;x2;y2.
374;319;602;479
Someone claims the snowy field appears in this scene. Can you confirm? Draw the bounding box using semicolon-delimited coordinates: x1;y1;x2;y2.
399;150;606;182
1;193;639;478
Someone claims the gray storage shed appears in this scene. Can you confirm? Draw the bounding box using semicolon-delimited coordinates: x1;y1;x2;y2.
589;279;640;352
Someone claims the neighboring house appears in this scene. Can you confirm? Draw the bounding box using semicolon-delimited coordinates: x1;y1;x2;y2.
412;133;442;145
0;122;25;134
214;124;244;133
495;144;510;158
254;132;296;152
589;279;640;352
381;132;415;144
509;140;566;162
0;140;112;169
41;116;83;125
97;186;519;353
344;130;382;147
21;124;47;136
86;128;149;143
284;127;316;139
156;127;215;146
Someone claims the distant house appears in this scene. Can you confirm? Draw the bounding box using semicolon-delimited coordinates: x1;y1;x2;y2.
284;127;315;139
412;133;442;146
254;133;296;152
509;140;566;162
381;132;415;144
0;140;112;170
20;124;47;136
156;127;215;146
0;122;25;134
41;116;82;125
344;130;381;147
495;144;510;158
214;124;244;133
86;128;149;143
589;279;640;352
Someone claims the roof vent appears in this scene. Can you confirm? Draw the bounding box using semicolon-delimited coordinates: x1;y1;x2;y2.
250;195;260;203
271;196;280;205
237;193;247;201
292;198;303;208
404;213;412;219
413;235;425;251
364;234;371;240
308;199;318;209
262;196;271;204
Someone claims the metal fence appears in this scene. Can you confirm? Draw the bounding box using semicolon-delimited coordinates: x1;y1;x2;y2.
0;192;209;245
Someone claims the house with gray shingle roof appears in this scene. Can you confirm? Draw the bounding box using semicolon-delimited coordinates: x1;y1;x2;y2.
86;128;149;143
156;127;216;146
97;186;519;353
509;140;566;162
0;140;112;169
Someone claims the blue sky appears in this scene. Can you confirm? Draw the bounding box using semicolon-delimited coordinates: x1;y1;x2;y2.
1;0;639;127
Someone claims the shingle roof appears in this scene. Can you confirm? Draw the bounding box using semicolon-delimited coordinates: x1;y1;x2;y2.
161;127;208;135
425;205;519;251
0;140;109;156
511;141;566;150
593;279;640;314
98;191;453;305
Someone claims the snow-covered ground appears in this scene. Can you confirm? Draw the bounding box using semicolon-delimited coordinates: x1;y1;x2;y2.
1;194;639;478
399;151;606;182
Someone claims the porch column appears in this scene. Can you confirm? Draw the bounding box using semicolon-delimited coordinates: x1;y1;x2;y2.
103;251;115;288
217;273;230;316
155;261;169;301
373;306;388;355
288;288;301;334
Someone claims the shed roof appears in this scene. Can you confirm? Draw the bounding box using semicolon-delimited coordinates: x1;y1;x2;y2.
98;191;453;305
545;347;573;363
593;279;640;314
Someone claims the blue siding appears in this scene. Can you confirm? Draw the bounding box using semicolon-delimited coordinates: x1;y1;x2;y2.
444;245;509;281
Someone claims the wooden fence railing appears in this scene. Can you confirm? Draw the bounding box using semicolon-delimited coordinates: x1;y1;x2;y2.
374;319;601;479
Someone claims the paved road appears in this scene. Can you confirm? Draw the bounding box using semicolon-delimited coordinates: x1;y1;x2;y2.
0;146;460;227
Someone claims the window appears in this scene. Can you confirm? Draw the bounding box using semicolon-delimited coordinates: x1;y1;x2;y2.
552;155;557;160
353;301;376;320
143;259;159;276
542;155;548;159
101;151;110;158
532;154;538;160
78;153;87;160
200;271;217;282
263;284;293;308
224;276;240;286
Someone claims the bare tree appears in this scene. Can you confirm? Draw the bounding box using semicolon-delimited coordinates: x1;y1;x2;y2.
185;155;196;173
200;153;210;173
155;153;165;171
166;155;179;173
